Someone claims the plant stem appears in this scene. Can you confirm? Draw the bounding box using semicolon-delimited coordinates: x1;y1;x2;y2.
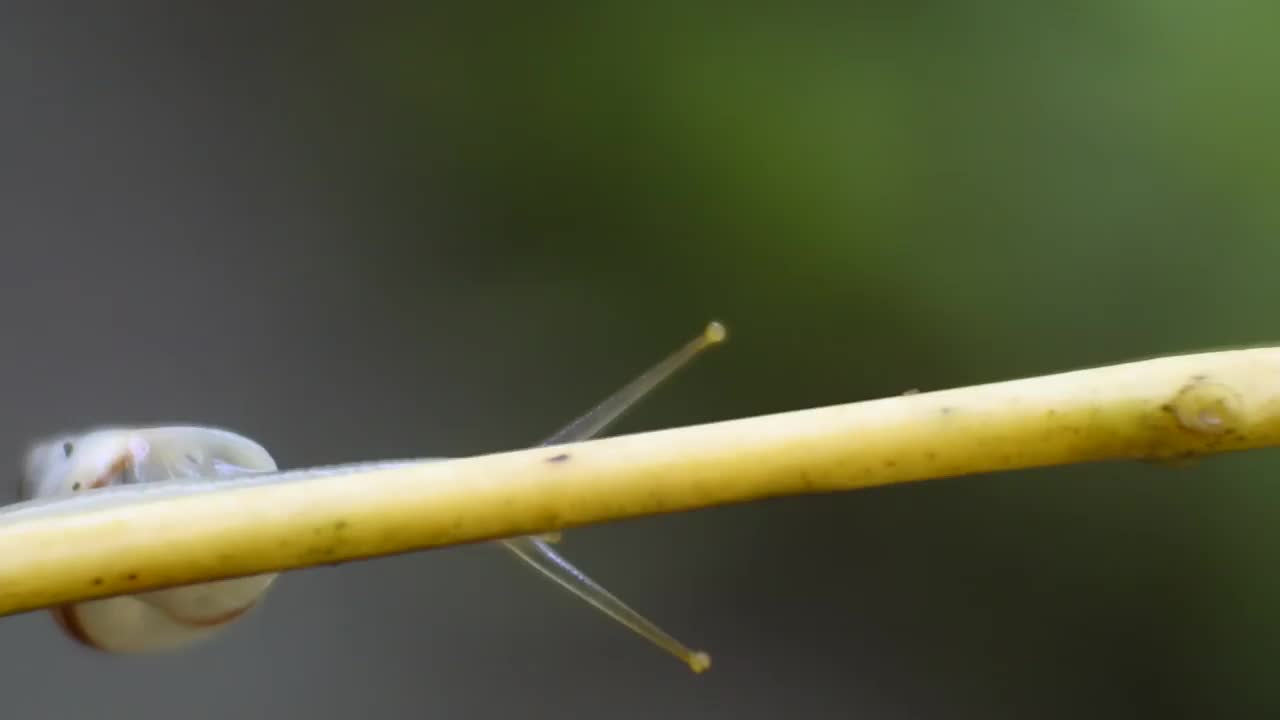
1;346;1277;617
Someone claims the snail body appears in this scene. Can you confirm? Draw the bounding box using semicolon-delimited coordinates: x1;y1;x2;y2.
17;322;725;671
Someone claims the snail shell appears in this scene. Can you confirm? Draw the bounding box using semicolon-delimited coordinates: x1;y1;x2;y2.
20;426;280;653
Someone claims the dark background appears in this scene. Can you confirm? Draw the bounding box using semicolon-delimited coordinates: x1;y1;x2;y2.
2;3;1278;718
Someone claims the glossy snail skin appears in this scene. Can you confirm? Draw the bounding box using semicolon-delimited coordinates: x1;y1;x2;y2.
20;426;281;653
18;322;724;670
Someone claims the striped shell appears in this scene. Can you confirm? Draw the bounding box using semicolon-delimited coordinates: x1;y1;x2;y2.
20;426;280;653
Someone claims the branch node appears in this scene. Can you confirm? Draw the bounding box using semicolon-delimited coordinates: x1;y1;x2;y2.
1168;375;1244;436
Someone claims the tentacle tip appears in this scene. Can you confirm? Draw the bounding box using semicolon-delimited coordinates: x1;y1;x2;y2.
687;651;712;673
702;321;727;345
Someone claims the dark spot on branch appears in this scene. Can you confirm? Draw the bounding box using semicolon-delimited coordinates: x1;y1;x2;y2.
91;577;103;586
126;573;138;581
546;453;571;464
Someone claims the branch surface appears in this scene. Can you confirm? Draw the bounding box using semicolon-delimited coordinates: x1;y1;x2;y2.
1;346;1277;617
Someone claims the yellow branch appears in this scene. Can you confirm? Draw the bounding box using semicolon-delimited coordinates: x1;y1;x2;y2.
2;345;1279;617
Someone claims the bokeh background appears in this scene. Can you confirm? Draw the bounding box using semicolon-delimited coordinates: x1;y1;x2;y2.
2;3;1279;717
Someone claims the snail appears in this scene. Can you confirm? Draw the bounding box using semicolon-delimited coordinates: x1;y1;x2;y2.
17;322;725;671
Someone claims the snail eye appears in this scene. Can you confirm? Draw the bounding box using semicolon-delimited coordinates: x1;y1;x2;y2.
62;442;74;458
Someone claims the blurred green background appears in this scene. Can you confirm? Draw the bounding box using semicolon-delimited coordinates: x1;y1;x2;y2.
4;2;1280;717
